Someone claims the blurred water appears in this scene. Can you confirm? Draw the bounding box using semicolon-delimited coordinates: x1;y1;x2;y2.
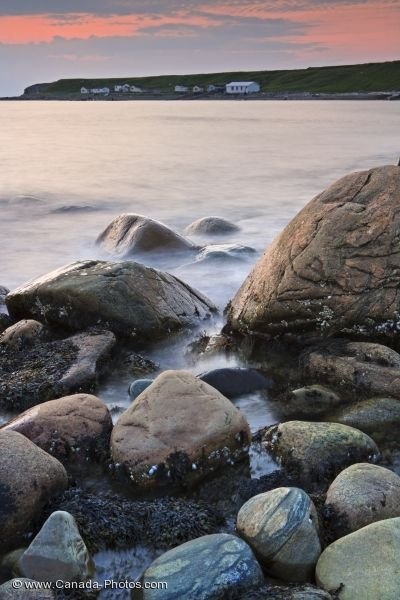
0;100;399;431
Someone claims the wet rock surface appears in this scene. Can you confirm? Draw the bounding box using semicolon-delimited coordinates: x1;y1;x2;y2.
286;385;342;418
0;430;68;553
195;244;256;264
97;214;196;257
0;578;55;598
0;330;115;411
263;421;379;488
237;487;321;582
198;367;273;399
6;260;216;340
325;463;400;537
227;166;400;339
302;339;400;398
0;319;44;349
327;396;400;441
185;216;240;236
139;533;264;600
19;511;91;583
2;394;113;463
316;517;400;599
111;370;251;489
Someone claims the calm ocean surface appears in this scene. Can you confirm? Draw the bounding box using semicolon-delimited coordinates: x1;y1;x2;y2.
1;100;400;429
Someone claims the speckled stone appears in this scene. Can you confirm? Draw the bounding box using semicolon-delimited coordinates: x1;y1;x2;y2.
288;385;342;418
128;379;153;400
19;511;91;583
0;579;55;598
139;533;264;600
325;463;400;536
237;487;321;582
316;518;400;599
328;397;400;441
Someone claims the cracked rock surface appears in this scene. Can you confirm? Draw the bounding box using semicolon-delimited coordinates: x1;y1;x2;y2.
6;260;217;340
227;166;400;338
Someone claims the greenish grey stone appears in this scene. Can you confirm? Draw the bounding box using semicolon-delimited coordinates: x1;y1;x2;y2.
139;533;264;599
0;579;55;599
19;511;91;583
316;518;400;599
237;487;321;582
288;385;342;418
328;397;400;441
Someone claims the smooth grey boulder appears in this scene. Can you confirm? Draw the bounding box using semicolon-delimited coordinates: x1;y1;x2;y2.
195;244;256;263
140;533;264;600
0;430;68;552
287;385;342;418
237;487;321;582
0;329;116;411
19;511;91;583
128;378;153;400
0;579;55;598
263;421;379;486
185;216;240;236
6;260;216;340
316;518;400;599
325;463;400;536
97;214;196;257
227;166;400;339
198;367;272;399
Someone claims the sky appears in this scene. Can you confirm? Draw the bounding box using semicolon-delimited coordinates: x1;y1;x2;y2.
0;1;399;95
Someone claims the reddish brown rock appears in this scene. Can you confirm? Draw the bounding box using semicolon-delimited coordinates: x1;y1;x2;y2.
2;394;112;462
227;166;400;339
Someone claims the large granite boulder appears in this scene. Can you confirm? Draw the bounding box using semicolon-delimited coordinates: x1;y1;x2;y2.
97;214;196;257
0;430;68;552
237;487;321;582
19;511;91;583
263;421;379;487
6;260;216;340
328;396;400;440
227;166;400;339
302;340;400;399
2;394;112;463
325;463;400;537
0;329;115;411
316;518;400;599
111;370;251;489
139;533;264;600
185;216;240;236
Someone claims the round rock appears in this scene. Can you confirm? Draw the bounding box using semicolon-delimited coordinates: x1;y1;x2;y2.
111;370;251;489
287;385;342;418
0;320;43;349
2;393;113;462
263;421;379;486
325;463;400;536
198;367;272;399
0;430;68;552
237;487;321;582
128;379;154;400
328;397;400;441
19;510;91;583
140;533;264;600
316;518;400;599
227;166;400;339
185;216;240;236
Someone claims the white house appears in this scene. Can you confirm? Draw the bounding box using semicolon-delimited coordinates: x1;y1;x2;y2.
90;87;109;95
130;85;143;93
114;85;123;92
121;84;131;93
226;81;260;94
193;85;204;93
80;87;89;94
175;85;189;93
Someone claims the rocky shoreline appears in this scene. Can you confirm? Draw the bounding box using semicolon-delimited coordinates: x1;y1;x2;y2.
1;164;400;599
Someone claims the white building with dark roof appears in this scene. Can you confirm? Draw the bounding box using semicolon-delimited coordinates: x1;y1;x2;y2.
226;81;260;94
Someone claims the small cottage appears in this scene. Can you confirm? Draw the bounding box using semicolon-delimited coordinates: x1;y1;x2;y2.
130;85;143;93
80;87;89;94
193;86;204;93
225;81;260;94
175;85;189;93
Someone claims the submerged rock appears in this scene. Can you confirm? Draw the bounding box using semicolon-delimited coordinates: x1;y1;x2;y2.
0;579;55;599
316;518;400;599
0;329;115;411
325;463;400;537
328;396;400;440
0;430;68;553
128;379;153;400
0;319;44;349
302;339;400;399
2;393;113;463
227;166;400;339
198;367;272;399
195;244;256;264
19;511;91;583
97;213;196;257
237;487;321;582
139;533;264;600
185;216;240;236
263;421;379;488
287;385;342;418
111;370;251;489
6;260;216;340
